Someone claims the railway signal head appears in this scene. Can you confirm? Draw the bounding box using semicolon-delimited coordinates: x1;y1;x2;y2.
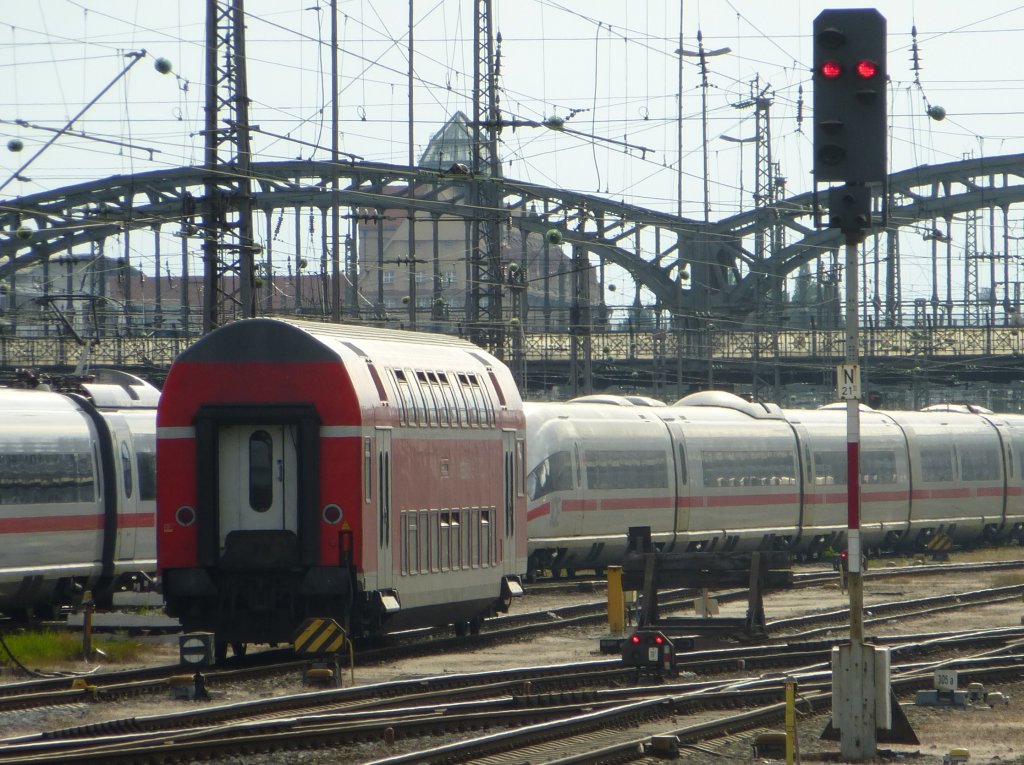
813;8;887;184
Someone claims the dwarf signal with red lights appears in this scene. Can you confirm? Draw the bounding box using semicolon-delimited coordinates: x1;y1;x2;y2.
622;630;677;674
812;8;887;186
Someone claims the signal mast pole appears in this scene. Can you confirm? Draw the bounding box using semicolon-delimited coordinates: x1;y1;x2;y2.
813;9;889;761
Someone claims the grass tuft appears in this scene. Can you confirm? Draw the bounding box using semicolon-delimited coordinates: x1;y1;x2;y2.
0;630;147;668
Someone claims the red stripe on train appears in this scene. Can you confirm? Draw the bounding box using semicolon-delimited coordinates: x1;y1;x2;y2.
0;512;154;533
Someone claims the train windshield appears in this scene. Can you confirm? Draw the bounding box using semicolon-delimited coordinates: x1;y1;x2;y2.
527;450;574;500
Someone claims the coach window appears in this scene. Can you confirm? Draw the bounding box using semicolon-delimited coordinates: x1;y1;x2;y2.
586;450;668;490
364;437;373;503
419;510;430;573
409;370;428;425
467;508;478;567
438;373;459;426
450;510;462;569
440;511;451;571
135;440;156;501
921;446;954;482
393;370;414;426
415;372;437;426
249;430;273;512
403;511;417;574
451;375;470;425
428;373;449;426
516;438;526;496
481;508;492;566
862;450;897;484
961;447;1000;481
456;375;475;425
467;374;491;427
813;451;846;486
120;441;134;499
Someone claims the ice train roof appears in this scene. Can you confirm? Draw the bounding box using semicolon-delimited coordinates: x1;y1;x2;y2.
568;394;666;407
673;390;784;419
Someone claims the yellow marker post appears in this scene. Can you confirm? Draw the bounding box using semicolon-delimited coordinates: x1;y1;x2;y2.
607;565;625;634
82;590;94;661
785;676;798;765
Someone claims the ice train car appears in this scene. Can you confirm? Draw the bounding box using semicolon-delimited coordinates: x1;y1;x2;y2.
0;371;159;615
525;391;1024;577
157;318;526;655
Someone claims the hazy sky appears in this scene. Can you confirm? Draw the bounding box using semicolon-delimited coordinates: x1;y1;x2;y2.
2;1;1023;299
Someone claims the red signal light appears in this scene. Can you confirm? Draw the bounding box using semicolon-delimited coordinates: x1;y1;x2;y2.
841;551;848;559
821;60;842;79
856;59;879;78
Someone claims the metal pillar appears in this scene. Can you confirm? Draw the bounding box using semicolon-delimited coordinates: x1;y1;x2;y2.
201;0;257;333
964;210;980;326
470;0;504;353
884;229;901;327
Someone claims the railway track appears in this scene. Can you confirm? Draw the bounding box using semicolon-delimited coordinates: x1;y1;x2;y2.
1;558;1019;715
4;625;1024;764
1;558;1021;763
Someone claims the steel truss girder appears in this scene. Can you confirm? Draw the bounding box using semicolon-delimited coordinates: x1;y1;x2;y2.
5;153;1024;323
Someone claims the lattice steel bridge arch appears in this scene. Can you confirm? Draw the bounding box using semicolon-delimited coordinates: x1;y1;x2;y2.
4;153;1024;333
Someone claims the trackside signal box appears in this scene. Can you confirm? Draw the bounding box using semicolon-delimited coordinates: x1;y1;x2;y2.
622;630;677;675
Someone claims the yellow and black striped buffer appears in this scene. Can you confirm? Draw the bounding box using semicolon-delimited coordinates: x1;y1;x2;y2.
926;533;953;552
293;617;347;655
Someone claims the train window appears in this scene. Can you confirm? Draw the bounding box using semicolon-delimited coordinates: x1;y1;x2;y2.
391;370;411;426
419;510;430;573
516;438;526;497
438;373;459;427
399;371;415;425
440;511;451;571
467;508;478;567
467;374;491;427
120;441;134;499
527;450;574;500
429;375;449;427
136;441;156;501
0;448;95;505
504;447;514;537
677;443;688;486
920;446;954;482
861;451;897;484
415;371;437;426
585;450;669;490
248;431;274;512
487;370;507;407
961;447;1001;481
451;375;471;425
402;511;416;575
702;449;797;487
812;451;847;486
481;508;492;566
450;510;462;569
364;438;373;503
366;362;388;402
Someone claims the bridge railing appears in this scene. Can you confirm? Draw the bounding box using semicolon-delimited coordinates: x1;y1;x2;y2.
3;324;1022;373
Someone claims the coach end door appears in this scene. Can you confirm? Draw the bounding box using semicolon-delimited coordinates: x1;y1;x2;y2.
218;424;298;559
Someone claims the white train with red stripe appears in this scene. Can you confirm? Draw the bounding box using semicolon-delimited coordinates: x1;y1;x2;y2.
157;318;525;656
525;391;1024;577
0;371;159;615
